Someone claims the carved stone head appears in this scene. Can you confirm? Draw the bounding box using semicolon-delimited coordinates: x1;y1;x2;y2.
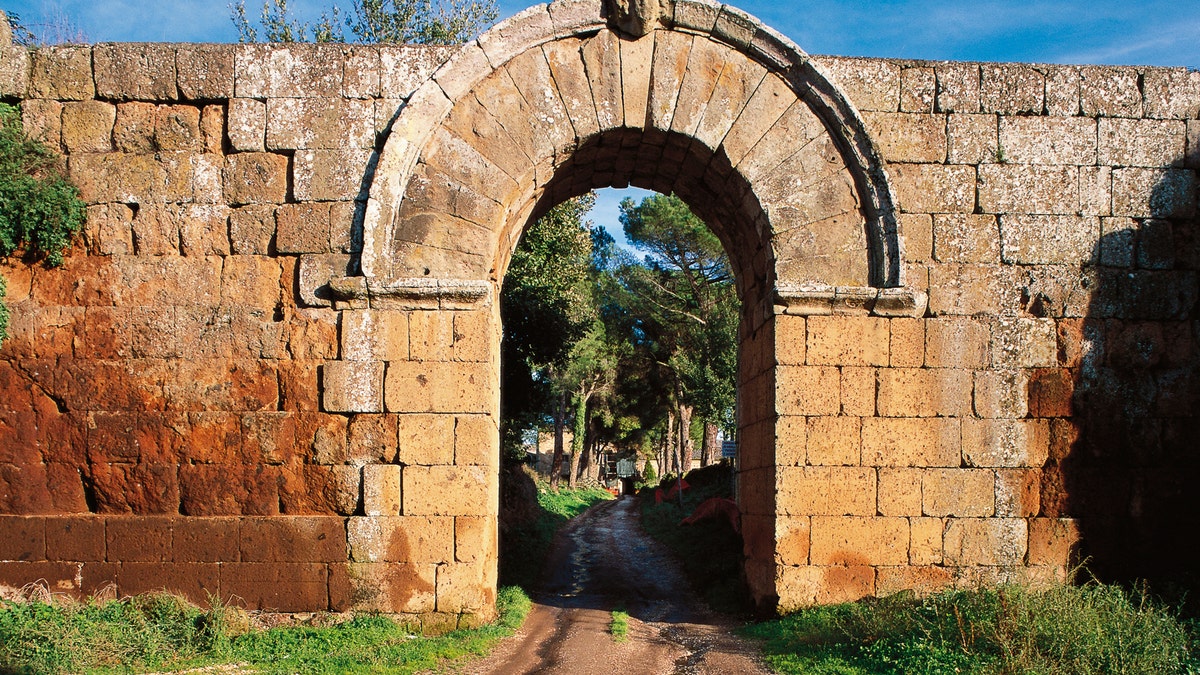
607;0;673;38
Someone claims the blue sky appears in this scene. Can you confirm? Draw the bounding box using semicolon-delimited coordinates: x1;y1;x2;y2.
7;0;1198;243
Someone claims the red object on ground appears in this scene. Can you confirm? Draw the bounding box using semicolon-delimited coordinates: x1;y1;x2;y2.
665;478;690;500
679;497;741;534
655;488;664;504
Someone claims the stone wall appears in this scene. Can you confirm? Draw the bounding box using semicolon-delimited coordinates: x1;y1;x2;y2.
1;0;1198;618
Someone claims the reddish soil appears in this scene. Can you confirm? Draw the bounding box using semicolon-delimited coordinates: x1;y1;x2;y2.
463;497;771;674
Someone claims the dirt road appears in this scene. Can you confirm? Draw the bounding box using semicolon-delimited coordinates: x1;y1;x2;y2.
464;497;772;675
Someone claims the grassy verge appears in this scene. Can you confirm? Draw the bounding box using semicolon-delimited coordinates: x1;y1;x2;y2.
744;582;1198;675
499;471;615;589
0;586;532;674
638;463;752;614
610;609;629;642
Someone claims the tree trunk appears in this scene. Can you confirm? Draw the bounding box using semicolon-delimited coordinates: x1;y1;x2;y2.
662;411;674;478
701;421;719;467
550;390;566;491
677;402;694;474
568;389;587;489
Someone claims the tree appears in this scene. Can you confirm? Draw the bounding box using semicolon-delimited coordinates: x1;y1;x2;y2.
230;0;497;44
616;193;738;468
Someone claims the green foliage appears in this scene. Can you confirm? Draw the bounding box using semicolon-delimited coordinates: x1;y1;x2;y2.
744;583;1198;675
0;274;8;345
610;609;629;642
0;103;85;267
638;464;751;614
230;0;497;44
0;587;532;674
498;476;614;590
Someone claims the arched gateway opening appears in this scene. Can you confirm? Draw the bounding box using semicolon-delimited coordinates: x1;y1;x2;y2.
330;0;923;617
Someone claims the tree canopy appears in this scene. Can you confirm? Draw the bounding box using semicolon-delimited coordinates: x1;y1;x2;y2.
230;0;497;44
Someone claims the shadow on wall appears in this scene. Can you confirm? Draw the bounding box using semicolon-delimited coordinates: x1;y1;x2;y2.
1046;157;1199;587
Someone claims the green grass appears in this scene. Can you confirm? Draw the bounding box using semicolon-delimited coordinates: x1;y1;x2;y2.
638;464;752;614
743;583;1199;675
499;478;615;590
0;586;532;674
610;609;629;642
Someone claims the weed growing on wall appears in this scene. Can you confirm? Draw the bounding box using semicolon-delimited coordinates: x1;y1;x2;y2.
0;103;84;266
0;102;84;346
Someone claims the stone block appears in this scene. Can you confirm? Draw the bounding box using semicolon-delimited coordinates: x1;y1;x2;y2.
385;360;495;414
397;414;455;466
362;464;402;516
222;152;288;205
922;469;995;517
176;44;235;99
909;517;944;565
932;213;999;264
925;317;989;368
978;164;1077;215
0;45;29;97
60;101;115;153
1028;518;1080;566
777;466;875;516
294;148;374;202
455;415;498;467
402;465;493;517
840;368;875;417
995;468;1040;517
107;516;175;562
989;317;1057;368
334;561;437;613
818;56;899;112
1079;66;1141;117
999;214;1098;266
947;113;998;164
776;516;810;566
341;309;408;363
267;98;375;150
776;366;840;416
877;566;956;596
962;419;1050;468
973;369;1029;419
900;213;932;264
240;517;345;563
999;116;1096;165
810;516;909;566
877;468;922;516
889;318;924;367
0;516;45;562
775;416;806;467
155;105;203;151
1112;167;1197;219
899;66;935;113
454;515;493;564
29;46;93;100
229;205;276;255
20;99;62;149
776;564;875;609
806;316;889;367
1100;118;1187;168
775;315;806;365
119;562;219;604
221;562;329;612
228;98;266;152
45;516;105;562
935;62;980;113
805;416;861;466
322;361;384;413
1142;67;1200;119
980;63;1043;114
876;368;972;417
436;562;488;613
298;254;355;308
1027;368;1074;418
943;518;1027;566
861;417;960;467
891;163;975;213
93;44;177;100
1042;65;1080;116
347;516;453;563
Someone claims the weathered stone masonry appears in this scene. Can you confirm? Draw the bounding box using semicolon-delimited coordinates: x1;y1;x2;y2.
1;0;1197;620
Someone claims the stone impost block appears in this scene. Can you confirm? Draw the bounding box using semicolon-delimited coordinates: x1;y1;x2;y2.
362;464;402;516
999;116;1096;166
402;465;493;517
1099;118;1187;168
347;516;453;563
176;45;236;99
810;516;909;566
298;254;355;308
891;163;975;214
30;46;93;100
322;360;384;413
922;469;995;517
777;466;875;516
876;368;972;417
962;419;1050;468
980;63;1043;114
943;518;1027;566
861;417;960;467
94;44;177;100
806;316;889;366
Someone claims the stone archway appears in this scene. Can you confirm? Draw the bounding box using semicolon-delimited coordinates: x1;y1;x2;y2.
330;0;924;614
